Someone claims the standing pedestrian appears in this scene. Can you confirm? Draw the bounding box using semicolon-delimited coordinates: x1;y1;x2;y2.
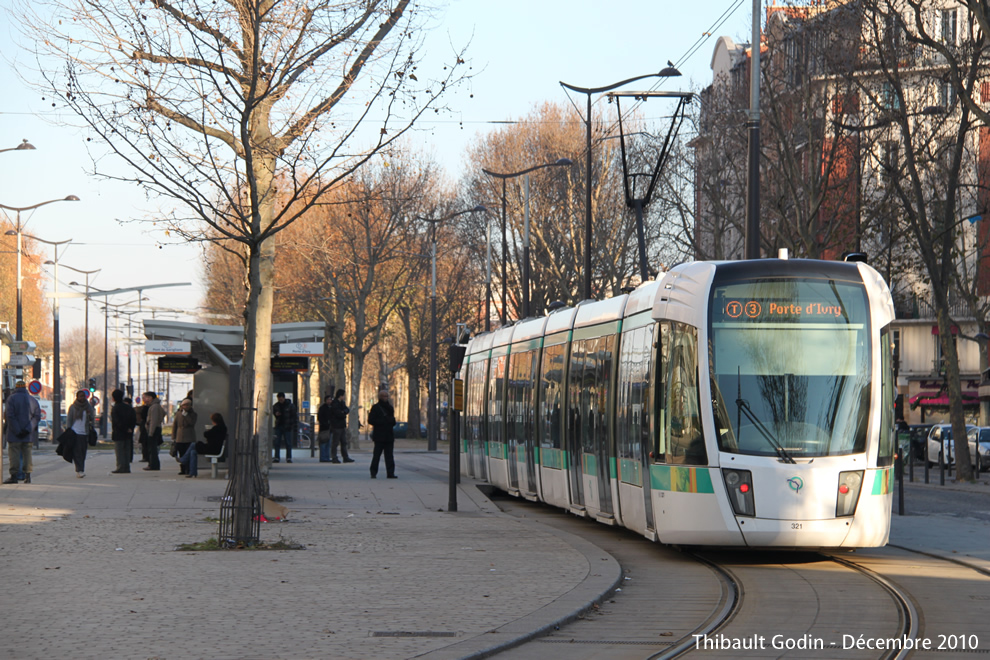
142;391;165;471
110;389;137;474
66;390;96;478
272;392;296;463
367;387;397;479
317;394;333;463
171;398;198;475
134;397;149;463
3;381;41;484
329;389;353;463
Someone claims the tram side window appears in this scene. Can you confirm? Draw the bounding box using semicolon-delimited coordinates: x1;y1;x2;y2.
540;343;567;450
617;325;655;476
466;360;488;452
665;323;707;465
507;349;536;455
877;326;895;467
489;355;506;448
654;324;669;463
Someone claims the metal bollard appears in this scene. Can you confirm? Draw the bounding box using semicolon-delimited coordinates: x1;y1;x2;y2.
895;452;904;515
908;448;915;482
924;448;930;484
939;446;945;486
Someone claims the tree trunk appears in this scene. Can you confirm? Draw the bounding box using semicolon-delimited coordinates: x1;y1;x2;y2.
348;349;366;450
936;307;974;481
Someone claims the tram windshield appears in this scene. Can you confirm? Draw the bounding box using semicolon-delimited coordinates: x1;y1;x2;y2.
709;277;871;458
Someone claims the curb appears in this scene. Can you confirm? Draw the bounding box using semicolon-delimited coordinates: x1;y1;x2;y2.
415;490;623;660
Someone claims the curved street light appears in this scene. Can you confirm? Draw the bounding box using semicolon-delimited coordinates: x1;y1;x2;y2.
0;139;35;154
29;234;74;441
415;205;487;452
482;158;573;321
560;69;679;300
0;195;81;340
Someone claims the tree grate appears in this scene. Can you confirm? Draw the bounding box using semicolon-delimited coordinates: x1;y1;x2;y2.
371;631;459;638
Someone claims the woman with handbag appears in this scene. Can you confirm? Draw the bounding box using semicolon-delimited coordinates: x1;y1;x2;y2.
171;398;198;476
66;390;97;478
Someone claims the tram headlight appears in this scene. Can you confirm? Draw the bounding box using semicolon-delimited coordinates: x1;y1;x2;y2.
835;470;864;517
721;468;755;517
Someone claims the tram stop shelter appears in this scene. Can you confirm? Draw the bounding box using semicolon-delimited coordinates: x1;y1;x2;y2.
142;319;325;465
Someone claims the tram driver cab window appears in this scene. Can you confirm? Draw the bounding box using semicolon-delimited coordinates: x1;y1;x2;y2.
663;323;708;466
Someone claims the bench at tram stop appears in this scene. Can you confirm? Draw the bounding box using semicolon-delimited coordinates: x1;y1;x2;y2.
201;441;228;479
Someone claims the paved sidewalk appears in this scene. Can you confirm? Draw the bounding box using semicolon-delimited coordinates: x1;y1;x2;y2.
0;444;618;660
3;444;988;660
890;475;990;572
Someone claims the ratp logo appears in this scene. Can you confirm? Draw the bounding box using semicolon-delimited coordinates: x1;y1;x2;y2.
787;476;804;493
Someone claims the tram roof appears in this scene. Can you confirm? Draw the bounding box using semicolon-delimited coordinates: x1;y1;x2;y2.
510;315;548;343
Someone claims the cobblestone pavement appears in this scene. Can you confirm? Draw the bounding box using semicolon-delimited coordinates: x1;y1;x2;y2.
2;445;987;659
0;446;618;660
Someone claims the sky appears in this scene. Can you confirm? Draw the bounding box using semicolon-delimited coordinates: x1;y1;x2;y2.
0;0;754;340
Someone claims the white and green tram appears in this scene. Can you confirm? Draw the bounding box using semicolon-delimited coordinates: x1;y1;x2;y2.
458;258;897;548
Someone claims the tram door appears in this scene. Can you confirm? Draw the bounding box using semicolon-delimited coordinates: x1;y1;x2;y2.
506;348;539;495
568;333;615;517
465;358;489;480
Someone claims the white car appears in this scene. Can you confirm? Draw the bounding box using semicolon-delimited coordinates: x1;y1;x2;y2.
37;419;51;442
926;423;978;467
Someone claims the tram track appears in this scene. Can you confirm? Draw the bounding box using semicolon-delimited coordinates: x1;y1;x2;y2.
487;491;942;660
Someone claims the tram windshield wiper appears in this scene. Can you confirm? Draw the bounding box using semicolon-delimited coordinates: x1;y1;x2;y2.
735;397;796;464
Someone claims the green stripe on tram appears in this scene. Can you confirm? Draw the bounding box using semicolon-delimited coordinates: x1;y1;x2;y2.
871;468;893;495
650;465;715;493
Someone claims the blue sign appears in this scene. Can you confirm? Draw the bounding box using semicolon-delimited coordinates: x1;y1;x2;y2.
28;380;43;395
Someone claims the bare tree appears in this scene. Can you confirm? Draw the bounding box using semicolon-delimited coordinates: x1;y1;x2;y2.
852;0;990;479
18;1;471;505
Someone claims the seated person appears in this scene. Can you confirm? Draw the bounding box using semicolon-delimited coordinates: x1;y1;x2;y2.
179;412;227;478
198;413;227;458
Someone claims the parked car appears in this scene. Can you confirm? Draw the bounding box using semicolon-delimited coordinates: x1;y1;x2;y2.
393;421;427;439
926;423;978;467
966;427;990;472
37;419;51;442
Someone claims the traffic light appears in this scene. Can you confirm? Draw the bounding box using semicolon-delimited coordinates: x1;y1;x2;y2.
88;377;97;393
32;359;41;379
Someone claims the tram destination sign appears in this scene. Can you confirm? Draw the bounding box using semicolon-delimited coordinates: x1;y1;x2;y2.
270;356;309;373
716;298;847;323
157;356;202;373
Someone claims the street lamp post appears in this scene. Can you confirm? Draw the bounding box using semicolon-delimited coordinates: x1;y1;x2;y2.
67;267;102;390
1;195;81;340
560;69;679;300
417;206;486;453
27;234;74;440
481;159;573;320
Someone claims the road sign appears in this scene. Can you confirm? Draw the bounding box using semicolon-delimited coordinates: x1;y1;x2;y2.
279;342;323;357
28;380;42;395
91;396;100;407
7;354;35;367
453;379;464;411
146;340;191;355
9;341;36;353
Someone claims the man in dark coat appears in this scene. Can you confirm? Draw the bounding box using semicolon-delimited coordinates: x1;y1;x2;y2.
329;388;353;464
316;394;333;463
4;381;41;484
110;389;137;473
272;393;296;463
367;387;397;479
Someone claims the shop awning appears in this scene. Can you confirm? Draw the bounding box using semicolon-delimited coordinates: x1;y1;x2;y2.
908;390;980;409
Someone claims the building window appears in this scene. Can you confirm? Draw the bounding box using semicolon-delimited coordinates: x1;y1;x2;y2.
942;9;958;47
882;82;902;111
940;79;957;109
